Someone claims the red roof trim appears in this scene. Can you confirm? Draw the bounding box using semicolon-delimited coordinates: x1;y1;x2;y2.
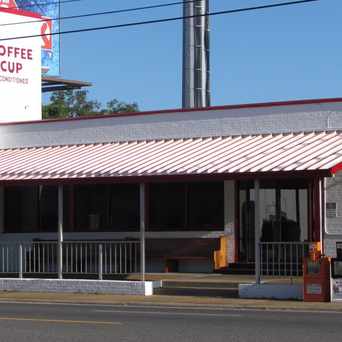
0;7;43;19
0;170;330;186
331;163;342;174
2;97;342;127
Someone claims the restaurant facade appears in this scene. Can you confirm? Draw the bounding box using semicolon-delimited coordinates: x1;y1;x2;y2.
0;97;342;276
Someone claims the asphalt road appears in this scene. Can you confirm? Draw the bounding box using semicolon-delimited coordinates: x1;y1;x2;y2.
0;302;340;342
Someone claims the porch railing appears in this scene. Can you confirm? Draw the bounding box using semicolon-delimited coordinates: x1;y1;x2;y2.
0;240;140;278
259;242;310;277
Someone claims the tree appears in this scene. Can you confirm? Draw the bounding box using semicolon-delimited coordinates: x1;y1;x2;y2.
104;99;139;114
43;90;139;119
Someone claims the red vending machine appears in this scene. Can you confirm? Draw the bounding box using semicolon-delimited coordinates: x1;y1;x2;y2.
303;242;330;302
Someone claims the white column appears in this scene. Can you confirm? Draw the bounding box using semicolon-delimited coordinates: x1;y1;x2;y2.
0;187;4;233
224;180;236;264
254;179;261;284
58;185;63;279
319;178;323;248
139;183;146;282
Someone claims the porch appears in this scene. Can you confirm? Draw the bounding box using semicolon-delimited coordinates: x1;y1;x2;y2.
0;176;320;279
0;131;340;287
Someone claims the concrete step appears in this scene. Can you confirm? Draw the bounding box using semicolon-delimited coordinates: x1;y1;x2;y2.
155;286;239;298
155;280;239;298
162;281;239;289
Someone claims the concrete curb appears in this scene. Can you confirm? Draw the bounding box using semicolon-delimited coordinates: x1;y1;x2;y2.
0;293;341;312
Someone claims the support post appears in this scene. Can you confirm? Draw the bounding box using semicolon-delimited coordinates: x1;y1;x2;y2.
18;243;23;279
0;187;4;234
98;243;103;280
58;185;63;279
140;183;146;282
254;179;261;284
224;180;236;265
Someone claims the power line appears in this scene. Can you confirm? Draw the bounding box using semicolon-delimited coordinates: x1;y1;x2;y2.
0;0;203;28
0;0;319;42
3;0;81;12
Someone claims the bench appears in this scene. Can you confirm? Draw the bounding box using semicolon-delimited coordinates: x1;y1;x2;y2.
146;238;221;272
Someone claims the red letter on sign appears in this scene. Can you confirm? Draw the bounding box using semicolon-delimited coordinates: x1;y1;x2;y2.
16;63;22;73
41;19;52;50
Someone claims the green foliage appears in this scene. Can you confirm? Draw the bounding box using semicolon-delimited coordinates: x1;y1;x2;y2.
43;90;139;119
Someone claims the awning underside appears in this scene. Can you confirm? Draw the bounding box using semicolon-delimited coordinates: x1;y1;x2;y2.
0;130;341;181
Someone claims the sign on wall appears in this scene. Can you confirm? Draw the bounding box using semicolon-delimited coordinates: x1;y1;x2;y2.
0;9;42;121
0;0;59;76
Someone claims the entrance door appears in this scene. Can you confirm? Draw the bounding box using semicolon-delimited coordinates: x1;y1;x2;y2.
239;181;309;263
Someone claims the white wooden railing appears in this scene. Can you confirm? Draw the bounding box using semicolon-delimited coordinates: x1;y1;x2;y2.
0;240;140;279
259;242;310;277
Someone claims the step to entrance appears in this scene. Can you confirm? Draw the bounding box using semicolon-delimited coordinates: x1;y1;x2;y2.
154;281;239;298
217;263;255;275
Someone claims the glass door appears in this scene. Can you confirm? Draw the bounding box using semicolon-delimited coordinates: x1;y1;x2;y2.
239;182;308;263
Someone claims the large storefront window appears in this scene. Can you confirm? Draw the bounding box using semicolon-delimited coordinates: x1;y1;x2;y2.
149;183;186;229
187;182;224;229
149;182;224;231
5;185;59;233
239;180;309;262
4;182;223;233
74;184;139;232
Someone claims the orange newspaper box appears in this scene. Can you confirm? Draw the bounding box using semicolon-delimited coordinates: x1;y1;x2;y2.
303;243;330;302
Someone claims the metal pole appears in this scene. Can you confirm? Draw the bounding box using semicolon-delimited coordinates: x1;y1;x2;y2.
182;0;195;108
58;185;63;279
140;183;146;282
98;244;103;280
205;0;210;106
18;243;23;279
254;179;261;284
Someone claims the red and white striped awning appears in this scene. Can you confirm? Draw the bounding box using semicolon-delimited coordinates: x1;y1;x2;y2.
0;131;341;181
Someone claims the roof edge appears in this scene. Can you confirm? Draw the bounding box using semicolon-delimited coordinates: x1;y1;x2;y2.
2;97;342;127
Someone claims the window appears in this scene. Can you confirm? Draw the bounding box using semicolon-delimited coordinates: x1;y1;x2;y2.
39;185;58;232
187;182;224;229
149;183;186;229
74;184;140;232
239;180;309;262
149;182;224;231
109;184;139;231
5;185;59;233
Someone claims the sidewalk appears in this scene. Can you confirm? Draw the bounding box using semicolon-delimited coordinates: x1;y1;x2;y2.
0;273;335;312
127;273;303;284
0;292;341;312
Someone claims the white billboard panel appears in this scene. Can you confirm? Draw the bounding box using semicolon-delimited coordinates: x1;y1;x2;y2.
0;9;41;122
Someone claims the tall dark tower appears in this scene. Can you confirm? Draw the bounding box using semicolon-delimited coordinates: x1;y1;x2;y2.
182;0;210;108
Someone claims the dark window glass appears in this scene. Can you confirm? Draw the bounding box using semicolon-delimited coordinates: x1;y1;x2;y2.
187;182;224;229
149;182;224;231
74;185;108;232
5;186;39;233
74;184;140;232
149;183;186;230
109;184;139;231
39;186;58;232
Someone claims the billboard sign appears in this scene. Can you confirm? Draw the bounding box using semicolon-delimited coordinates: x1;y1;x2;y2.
0;0;59;76
0;9;42;121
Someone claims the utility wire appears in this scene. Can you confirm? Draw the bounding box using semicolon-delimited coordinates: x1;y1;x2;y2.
0;0;204;28
2;0;81;12
0;0;319;42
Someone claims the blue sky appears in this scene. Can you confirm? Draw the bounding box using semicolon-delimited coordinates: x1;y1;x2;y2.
57;0;342;111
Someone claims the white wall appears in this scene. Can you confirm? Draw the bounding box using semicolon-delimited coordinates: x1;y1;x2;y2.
0;101;341;149
324;174;342;257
